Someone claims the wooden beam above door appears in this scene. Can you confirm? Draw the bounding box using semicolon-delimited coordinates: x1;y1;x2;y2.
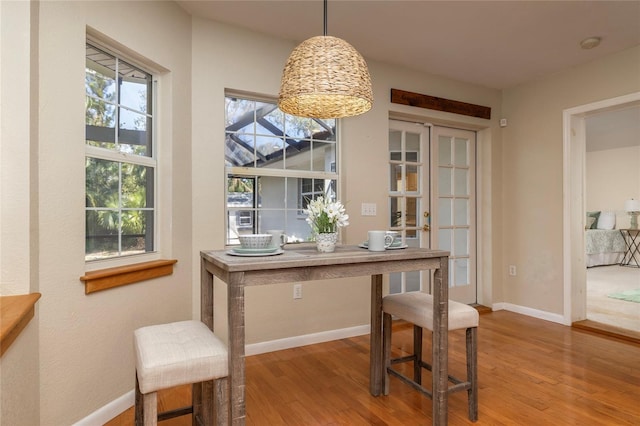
391;89;491;120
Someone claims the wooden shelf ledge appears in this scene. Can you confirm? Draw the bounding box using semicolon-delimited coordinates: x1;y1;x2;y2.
80;259;177;294
0;293;42;357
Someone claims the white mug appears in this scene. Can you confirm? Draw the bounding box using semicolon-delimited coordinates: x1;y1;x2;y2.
368;230;394;251
385;231;400;245
266;229;288;248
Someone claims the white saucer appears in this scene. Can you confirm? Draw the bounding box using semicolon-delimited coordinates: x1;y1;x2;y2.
227;248;283;257
358;242;408;250
232;246;279;254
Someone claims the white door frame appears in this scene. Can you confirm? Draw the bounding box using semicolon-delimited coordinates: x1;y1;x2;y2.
562;92;640;325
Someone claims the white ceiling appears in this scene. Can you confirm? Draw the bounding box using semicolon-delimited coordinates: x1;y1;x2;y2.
176;0;640;150
177;0;640;90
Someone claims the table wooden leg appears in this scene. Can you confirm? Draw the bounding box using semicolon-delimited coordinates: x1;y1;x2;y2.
199;259;215;422
370;274;383;396
432;258;449;425
228;273;246;425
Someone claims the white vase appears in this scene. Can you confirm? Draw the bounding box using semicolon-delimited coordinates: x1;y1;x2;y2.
316;232;338;253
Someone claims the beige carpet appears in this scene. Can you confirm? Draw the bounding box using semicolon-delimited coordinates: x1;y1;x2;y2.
587;265;640;332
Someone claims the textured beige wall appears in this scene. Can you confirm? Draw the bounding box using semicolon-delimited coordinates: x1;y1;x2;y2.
587;145;640;228
501;46;640;314
190;17;502;343
34;1;192;424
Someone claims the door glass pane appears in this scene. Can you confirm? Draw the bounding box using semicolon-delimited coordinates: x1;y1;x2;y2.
454;168;468;195
406;132;420;159
438;229;452;251
439;167;452;195
389;272;402;294
454;138;468;166
406;197;419;227
389;130;401;158
406;165;419;192
454;228;468;256
454;258;469;286
439;136;451;165
454;199;468;226
406;271;420;292
390;164;402;192
390;197;401;227
439;198;452;226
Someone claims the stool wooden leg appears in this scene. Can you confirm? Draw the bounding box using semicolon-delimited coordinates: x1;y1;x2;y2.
382;312;392;395
467;327;478;422
215;377;229;425
135;375;144;426
413;325;422;385
143;391;157;426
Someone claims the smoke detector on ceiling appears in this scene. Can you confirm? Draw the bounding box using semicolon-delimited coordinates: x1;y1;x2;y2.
580;37;601;50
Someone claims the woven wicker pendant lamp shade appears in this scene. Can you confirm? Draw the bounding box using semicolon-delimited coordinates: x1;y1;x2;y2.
278;1;373;119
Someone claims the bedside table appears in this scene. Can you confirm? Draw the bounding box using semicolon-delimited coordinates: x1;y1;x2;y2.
619;229;640;268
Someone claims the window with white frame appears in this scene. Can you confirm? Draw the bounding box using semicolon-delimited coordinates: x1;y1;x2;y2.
85;42;155;261
225;93;338;245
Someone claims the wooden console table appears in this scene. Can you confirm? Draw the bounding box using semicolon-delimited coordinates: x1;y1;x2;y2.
199;245;450;425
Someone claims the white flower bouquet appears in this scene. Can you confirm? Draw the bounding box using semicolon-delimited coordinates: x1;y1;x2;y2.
304;196;349;235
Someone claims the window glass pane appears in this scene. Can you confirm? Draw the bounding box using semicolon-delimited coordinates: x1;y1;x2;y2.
225;133;256;167
438;136;451;165
454;168;468;196
225;97;254;128
259;176;285;208
119;109;150;156
310;141;335;172
406;165;419;192
439;198;452;226
439;167;452;196
85;45;116;102
85;210;118;259
86;158;119;208
121;210;148;254
454;199;468;226
119;61;150;114
86;98;116;150
121;164;151;208
256;135;284;168
454;138;468;166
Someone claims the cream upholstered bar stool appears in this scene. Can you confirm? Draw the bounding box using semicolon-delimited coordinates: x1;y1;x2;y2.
382;292;479;422
134;320;229;425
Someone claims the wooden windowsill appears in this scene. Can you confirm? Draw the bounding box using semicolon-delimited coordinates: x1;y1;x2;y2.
80;259;177;294
0;293;41;357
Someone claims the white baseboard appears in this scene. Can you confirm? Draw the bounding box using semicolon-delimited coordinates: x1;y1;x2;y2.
245;324;371;356
73;390;134;426
492;302;567;325
74;324;371;424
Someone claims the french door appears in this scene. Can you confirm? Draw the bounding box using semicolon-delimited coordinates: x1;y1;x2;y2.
388;120;477;304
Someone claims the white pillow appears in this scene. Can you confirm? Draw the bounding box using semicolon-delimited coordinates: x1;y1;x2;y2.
596;211;616;230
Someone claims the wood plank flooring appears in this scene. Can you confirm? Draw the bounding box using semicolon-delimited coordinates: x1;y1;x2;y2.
106;310;639;425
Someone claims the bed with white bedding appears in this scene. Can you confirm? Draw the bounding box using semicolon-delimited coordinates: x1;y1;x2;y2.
585;229;625;267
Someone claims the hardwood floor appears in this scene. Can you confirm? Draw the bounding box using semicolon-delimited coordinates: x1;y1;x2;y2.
106;310;639;425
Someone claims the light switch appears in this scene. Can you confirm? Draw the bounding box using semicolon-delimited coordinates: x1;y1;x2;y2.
361;203;377;216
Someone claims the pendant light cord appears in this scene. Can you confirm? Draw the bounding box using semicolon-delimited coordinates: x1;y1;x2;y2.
323;0;328;36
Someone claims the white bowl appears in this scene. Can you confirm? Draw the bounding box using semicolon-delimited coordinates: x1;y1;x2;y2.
238;234;273;249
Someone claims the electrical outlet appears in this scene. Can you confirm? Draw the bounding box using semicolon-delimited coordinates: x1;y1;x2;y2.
361;203;377;216
509;265;517;276
293;283;302;299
